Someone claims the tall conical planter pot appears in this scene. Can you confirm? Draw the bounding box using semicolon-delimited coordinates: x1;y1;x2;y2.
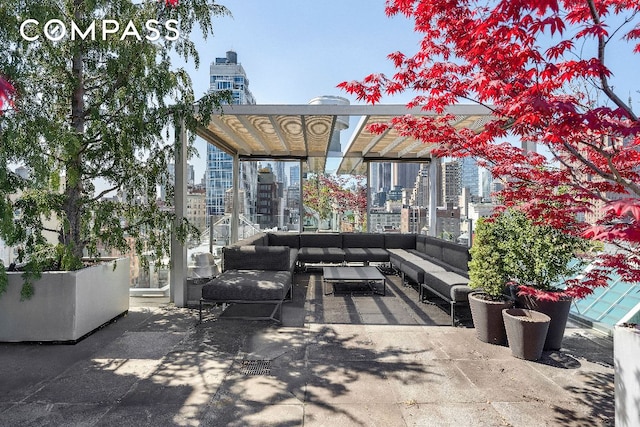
519;295;572;350
469;292;513;345
502;308;550;361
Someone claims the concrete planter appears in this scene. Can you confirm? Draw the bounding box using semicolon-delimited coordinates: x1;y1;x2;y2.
503;308;550;361
519;294;572;350
615;324;640;427
0;258;130;342
469;292;513;345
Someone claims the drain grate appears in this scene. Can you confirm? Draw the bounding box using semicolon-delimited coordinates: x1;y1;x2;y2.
239;360;272;376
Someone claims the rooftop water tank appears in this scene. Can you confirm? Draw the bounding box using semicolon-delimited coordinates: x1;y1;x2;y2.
226;50;237;64
308;96;350;156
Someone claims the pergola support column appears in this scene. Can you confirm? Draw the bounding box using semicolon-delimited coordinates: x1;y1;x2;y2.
171;119;188;307
231;155;240;244
428;157;439;237
299;159;303;233
366;162;371;232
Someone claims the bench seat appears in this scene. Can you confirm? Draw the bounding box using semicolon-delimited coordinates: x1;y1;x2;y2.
199;246;293;322
388;237;472;325
343;247;389;263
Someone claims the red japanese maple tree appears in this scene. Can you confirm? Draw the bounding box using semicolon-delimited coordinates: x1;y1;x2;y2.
303;174;367;231
340;0;640;298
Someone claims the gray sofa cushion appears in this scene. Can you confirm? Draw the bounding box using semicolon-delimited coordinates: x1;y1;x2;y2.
233;233;267;247
416;235;427;254
202;270;292;301
342;233;385;248
384;233;416;249
297;247;345;263
268;233;300;249
423;271;471;302
399;259;425;284
289;248;299;272
343;248;389;263
300;233;342;248
222;245;290;272
442;244;470;273
420;236;444;259
388;248;424;269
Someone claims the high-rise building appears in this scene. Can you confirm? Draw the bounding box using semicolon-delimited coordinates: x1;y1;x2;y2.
289;165;300;187
459;157;479;197
479;167;492;200
442;160;461;205
274;162;286;188
206;51;257;224
392;163;421;190
256;167;280;229
186;187;207;233
370;162;392;207
409;164;430;208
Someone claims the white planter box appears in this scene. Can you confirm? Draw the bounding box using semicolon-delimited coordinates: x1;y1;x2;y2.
0;258;130;342
615;324;640;427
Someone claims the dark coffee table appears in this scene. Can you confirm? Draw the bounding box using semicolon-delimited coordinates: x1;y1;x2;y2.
322;266;386;296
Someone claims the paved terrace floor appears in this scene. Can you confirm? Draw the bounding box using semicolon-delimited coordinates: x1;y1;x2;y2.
0;271;614;426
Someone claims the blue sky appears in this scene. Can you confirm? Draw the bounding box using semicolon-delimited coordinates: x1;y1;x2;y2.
185;0;419;104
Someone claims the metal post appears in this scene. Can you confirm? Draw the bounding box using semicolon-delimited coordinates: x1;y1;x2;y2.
171;119;188;307
428;158;438;237
209;215;215;254
299;159;303;234
231;155;240;244
366;162;371;232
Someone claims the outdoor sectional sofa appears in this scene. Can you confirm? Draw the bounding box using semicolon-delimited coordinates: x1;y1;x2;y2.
386;236;472;325
199;232;472;324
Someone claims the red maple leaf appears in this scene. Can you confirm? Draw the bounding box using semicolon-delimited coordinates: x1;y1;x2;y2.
163;0;179;7
0;76;15;112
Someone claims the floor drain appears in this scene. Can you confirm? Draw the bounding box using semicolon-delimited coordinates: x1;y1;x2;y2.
239;360;272;376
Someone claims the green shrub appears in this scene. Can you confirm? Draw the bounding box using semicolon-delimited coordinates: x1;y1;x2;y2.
468;217;510;299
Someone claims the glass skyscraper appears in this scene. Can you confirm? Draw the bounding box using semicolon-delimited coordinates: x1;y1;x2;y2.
458;157;480;197
206;51;257;223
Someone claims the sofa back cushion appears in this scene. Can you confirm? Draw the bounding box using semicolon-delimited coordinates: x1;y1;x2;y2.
342;233;385;248
420;236;444;260
234;232;267;247
441;241;471;272
300;233;342;248
222;245;290;272
267;232;300;249
384;233;416;249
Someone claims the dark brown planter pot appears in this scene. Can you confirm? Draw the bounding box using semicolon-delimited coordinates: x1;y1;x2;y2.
469;292;513;345
502;308;551;361
519;295;572;350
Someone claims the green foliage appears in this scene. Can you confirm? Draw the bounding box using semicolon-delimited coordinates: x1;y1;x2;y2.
0;0;230;299
468;217;510;299
501;210;590;291
303;173;367;230
470;210;591;298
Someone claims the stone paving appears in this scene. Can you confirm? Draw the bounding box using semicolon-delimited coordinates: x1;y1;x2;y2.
0;271;614;426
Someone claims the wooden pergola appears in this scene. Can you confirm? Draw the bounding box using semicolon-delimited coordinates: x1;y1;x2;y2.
170;103;494;306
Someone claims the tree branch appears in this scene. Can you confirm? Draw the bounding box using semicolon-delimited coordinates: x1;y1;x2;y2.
587;0;639;121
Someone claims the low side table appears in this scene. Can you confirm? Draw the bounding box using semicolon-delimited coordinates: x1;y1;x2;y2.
323;266;386;296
